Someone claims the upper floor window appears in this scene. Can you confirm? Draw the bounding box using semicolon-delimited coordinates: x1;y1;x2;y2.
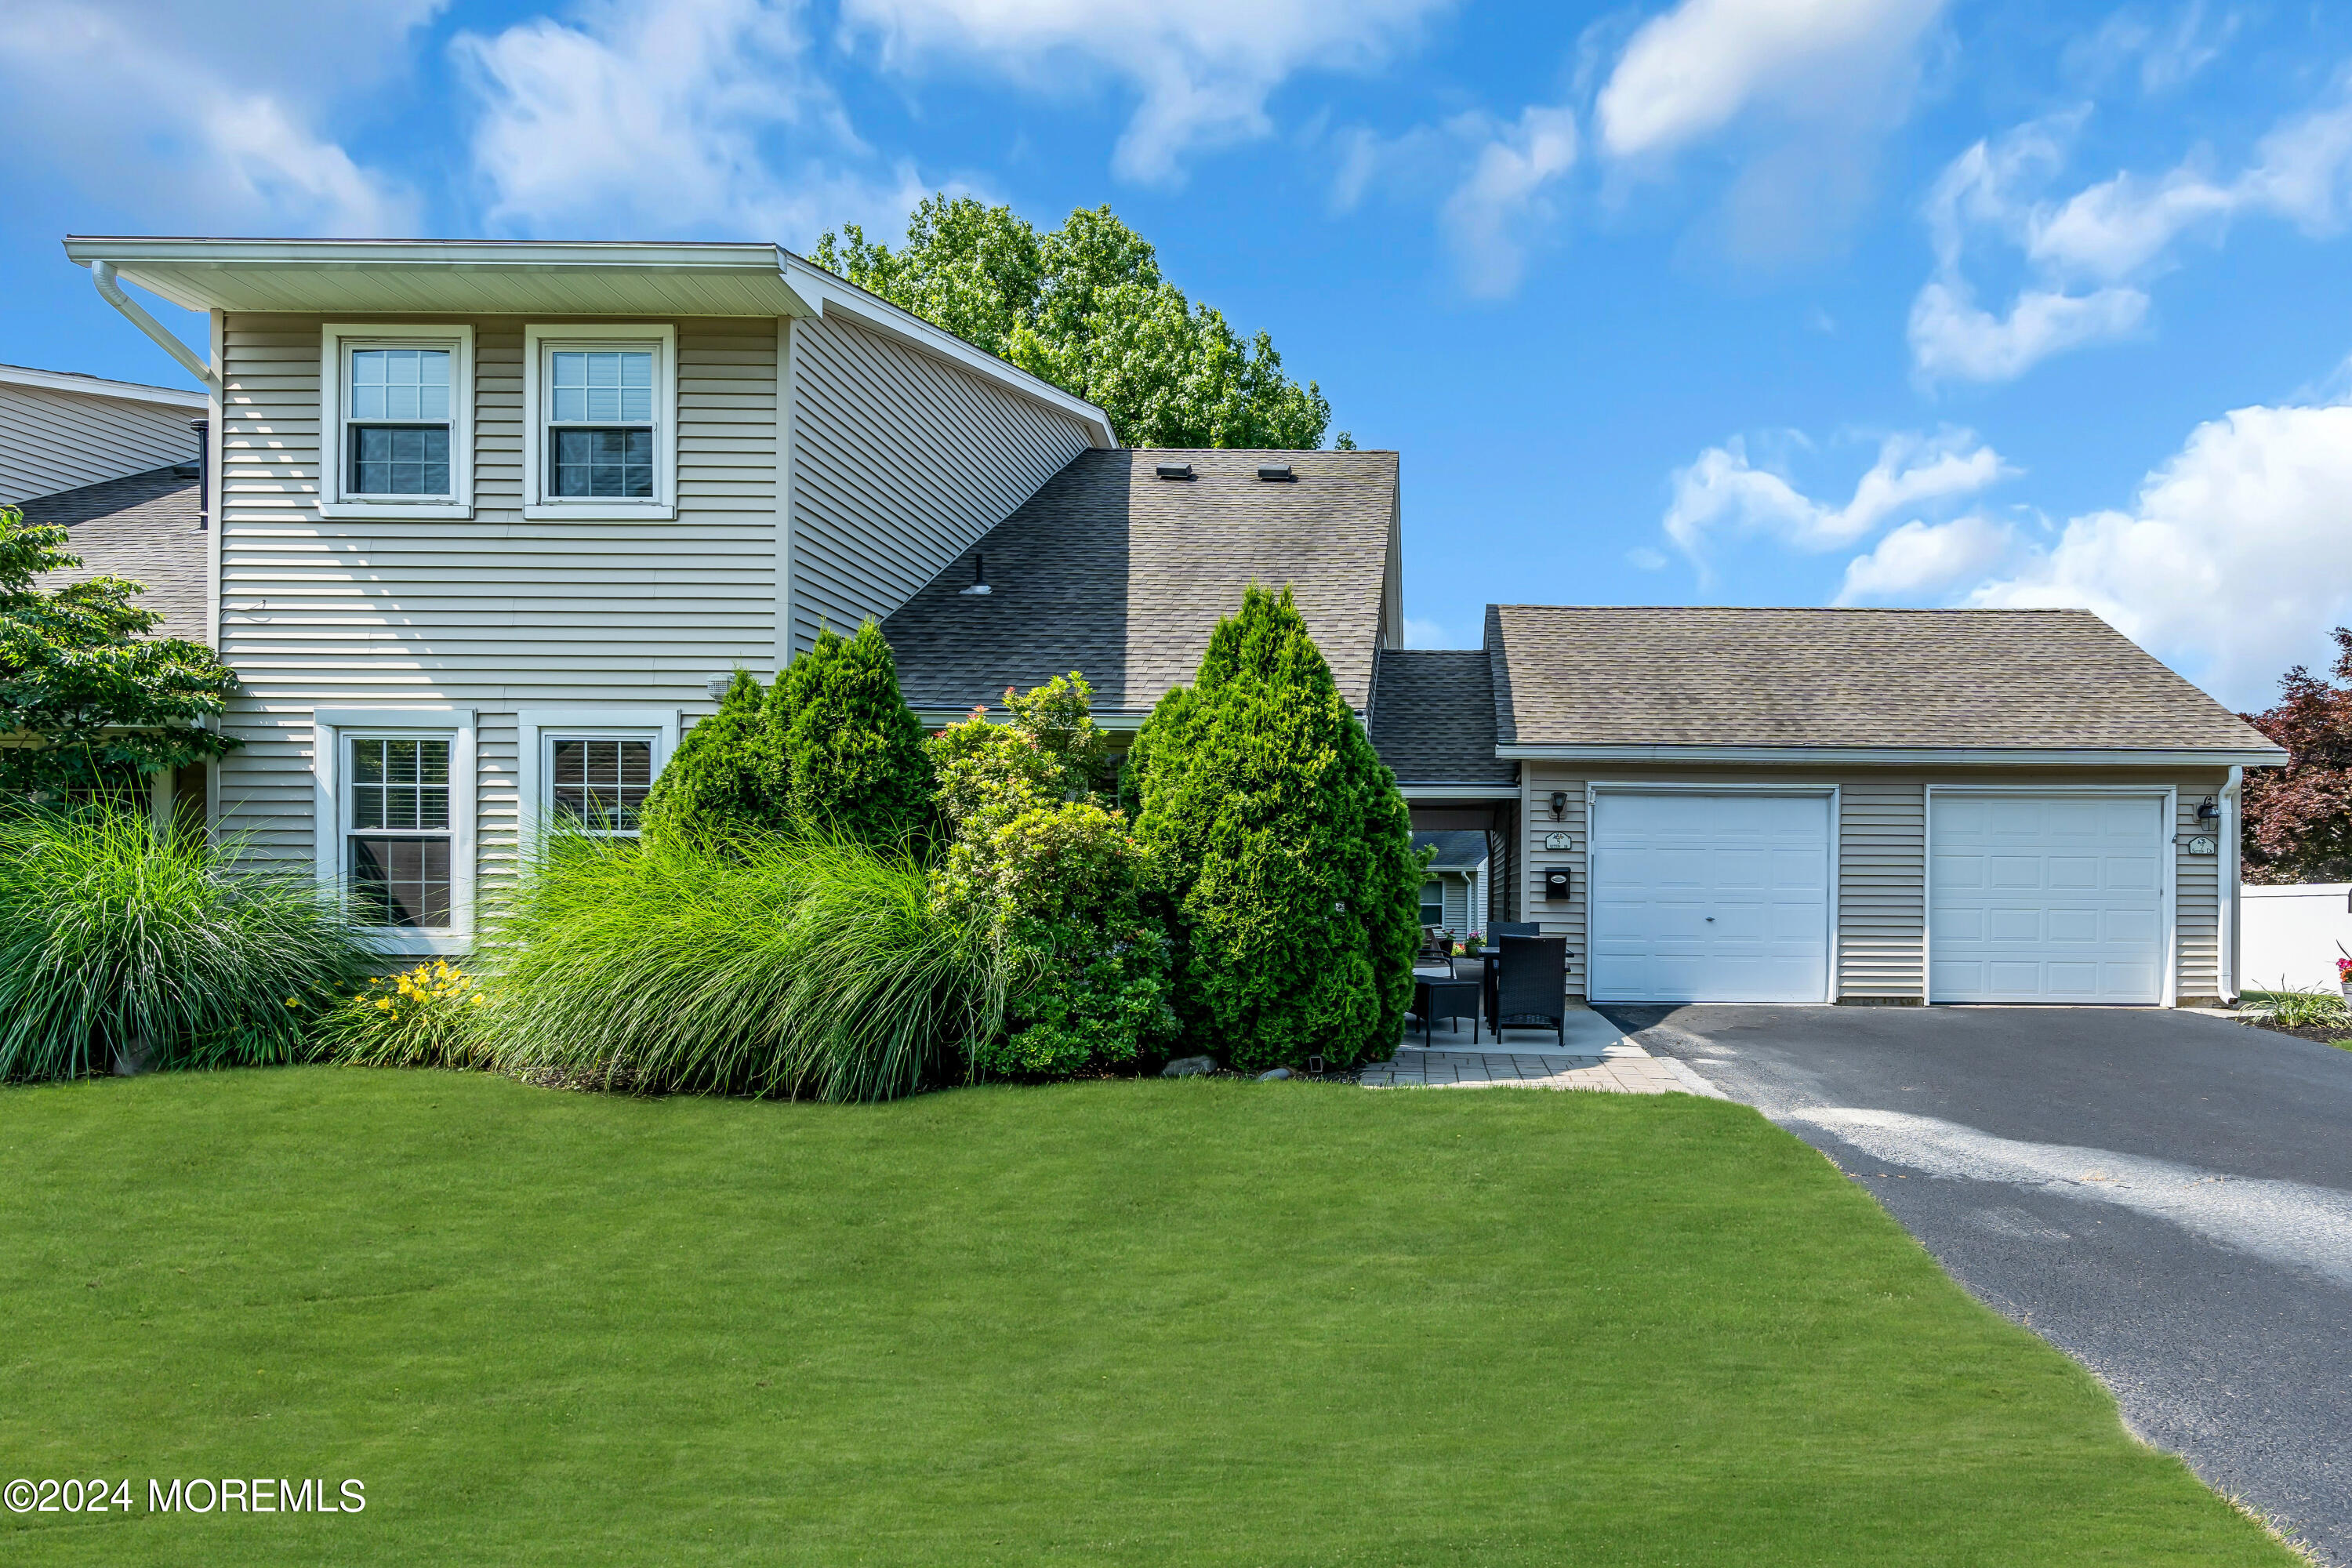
524;325;677;519
320;325;474;519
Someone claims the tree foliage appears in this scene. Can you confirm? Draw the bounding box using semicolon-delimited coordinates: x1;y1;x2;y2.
814;197;1341;451
1127;585;1419;1071
0;506;238;800
931;674;1173;1078
2241;626;2352;883
640;624;932;851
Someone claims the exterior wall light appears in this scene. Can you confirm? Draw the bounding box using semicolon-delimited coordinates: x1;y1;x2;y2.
1548;790;1567;821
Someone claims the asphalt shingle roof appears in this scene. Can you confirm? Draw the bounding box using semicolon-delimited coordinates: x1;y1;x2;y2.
19;467;207;645
1413;830;1490;869
884;447;1397;717
1488;605;2278;753
1369;648;1515;785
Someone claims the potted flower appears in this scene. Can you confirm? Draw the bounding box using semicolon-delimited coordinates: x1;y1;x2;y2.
2338;949;2352;1001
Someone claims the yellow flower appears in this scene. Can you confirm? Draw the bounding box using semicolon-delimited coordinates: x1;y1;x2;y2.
283;997;299;1007
470;994;486;1006
376;998;394;1012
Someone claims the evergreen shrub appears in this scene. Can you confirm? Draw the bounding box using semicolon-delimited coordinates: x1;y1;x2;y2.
931;674;1174;1078
1127;585;1420;1071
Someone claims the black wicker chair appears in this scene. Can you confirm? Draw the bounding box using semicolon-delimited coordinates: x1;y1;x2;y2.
1490;935;1567;1047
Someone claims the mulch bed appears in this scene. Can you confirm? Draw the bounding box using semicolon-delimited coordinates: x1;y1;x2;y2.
2237;1017;2352;1047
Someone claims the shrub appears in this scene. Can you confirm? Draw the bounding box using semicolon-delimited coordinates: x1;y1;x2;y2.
777;622;936;849
325;960;493;1069
638;670;788;849
1127;585;1421;1072
0;807;372;1080
2242;986;2350;1030
638;624;934;852
931;675;1174;1078
478;826;1007;1102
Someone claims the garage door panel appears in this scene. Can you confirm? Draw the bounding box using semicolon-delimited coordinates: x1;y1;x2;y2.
1590;793;1831;1004
1931;792;2165;1004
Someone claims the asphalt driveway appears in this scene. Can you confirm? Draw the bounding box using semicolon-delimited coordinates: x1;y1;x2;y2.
1598;1003;2352;1565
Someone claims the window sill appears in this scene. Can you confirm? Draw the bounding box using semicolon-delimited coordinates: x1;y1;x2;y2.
360;928;474;957
522;502;677;521
320;501;474;521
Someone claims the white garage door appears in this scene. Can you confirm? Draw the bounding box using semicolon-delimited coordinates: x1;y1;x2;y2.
1589;792;1832;1004
1929;793;2165;1004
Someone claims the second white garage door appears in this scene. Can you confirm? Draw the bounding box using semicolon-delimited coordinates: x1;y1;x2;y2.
1589;791;1832;1004
1929;792;2167;1004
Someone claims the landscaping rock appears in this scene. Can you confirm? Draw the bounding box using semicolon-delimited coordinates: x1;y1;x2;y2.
1161;1055;1218;1078
1256;1068;1291;1081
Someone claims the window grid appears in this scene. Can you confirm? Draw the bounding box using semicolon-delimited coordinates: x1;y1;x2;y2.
346;346;456;498
545;346;658;501
550;736;654;833
347;736;454;930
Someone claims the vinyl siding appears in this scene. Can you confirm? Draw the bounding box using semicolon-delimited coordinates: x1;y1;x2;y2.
212;313;776;892
1519;761;2229;1004
2;383;201;506
785;312;1092;652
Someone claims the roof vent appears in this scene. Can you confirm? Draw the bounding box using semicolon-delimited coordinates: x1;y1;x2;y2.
958;553;993;597
1255;464;1294;481
1155;463;1194;481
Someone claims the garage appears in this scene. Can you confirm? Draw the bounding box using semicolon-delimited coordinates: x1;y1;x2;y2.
1928;790;2168;1004
1588;789;1833;1004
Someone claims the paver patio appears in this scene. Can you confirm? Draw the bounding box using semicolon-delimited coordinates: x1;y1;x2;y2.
1363;1005;1725;1094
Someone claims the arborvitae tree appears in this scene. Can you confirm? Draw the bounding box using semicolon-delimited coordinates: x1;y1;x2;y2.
637;670;787;848
777;622;935;849
1129;584;1419;1071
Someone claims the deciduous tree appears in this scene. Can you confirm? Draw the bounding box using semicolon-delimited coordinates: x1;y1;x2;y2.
2241;627;2352;883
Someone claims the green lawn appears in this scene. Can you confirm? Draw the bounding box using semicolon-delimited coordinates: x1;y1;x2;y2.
0;1070;2292;1566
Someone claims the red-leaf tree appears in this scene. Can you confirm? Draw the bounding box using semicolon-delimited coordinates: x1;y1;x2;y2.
2241;626;2352;884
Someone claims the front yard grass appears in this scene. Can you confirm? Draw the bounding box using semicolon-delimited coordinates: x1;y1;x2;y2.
0;1070;2295;1566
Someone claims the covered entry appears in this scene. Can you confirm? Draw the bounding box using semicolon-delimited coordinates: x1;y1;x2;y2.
1588;789;1834;1004
1928;789;2169;1004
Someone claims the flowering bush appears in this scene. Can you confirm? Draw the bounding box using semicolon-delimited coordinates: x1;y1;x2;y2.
931;674;1174;1079
326;960;492;1069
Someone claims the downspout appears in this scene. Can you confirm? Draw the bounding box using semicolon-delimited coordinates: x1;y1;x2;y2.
88;260;220;392
2221;765;2242;1005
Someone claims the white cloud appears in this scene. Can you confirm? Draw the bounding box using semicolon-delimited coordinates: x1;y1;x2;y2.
1965;401;2352;708
2066;2;2240;96
1625;546;1669;571
0;0;428;234
1664;428;2010;558
456;0;924;241
1912;83;2352;382
1595;0;1947;160
1440;106;1578;298
840;0;1453;183
1834;514;2013;603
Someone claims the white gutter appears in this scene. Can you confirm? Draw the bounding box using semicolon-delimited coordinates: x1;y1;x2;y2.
2221;764;2242;1003
87;261;218;392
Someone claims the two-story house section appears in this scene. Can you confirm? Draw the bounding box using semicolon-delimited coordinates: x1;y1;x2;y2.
62;238;1117;954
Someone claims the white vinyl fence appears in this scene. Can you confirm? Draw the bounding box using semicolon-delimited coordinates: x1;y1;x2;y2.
2240;883;2352;992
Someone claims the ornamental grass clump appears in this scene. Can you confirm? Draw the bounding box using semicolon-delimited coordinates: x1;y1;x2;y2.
326;960;493;1069
479;826;1008;1102
0;806;372;1081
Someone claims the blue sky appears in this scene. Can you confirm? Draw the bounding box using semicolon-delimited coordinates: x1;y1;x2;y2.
6;0;2352;710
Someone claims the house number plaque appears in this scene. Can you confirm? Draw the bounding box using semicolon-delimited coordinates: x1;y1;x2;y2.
1543;832;1573;851
2184;835;2217;856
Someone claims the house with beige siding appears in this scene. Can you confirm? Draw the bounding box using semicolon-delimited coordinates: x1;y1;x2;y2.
56;234;2285;1006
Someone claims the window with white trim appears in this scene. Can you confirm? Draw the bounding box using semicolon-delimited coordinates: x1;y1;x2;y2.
347;735;454;928
321;325;474;517
546;732;655;834
524;325;676;516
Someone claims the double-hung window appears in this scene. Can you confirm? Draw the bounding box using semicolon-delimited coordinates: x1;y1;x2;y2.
517;709;678;844
524;325;677;518
347;736;453;928
315;710;477;953
321;325;474;518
